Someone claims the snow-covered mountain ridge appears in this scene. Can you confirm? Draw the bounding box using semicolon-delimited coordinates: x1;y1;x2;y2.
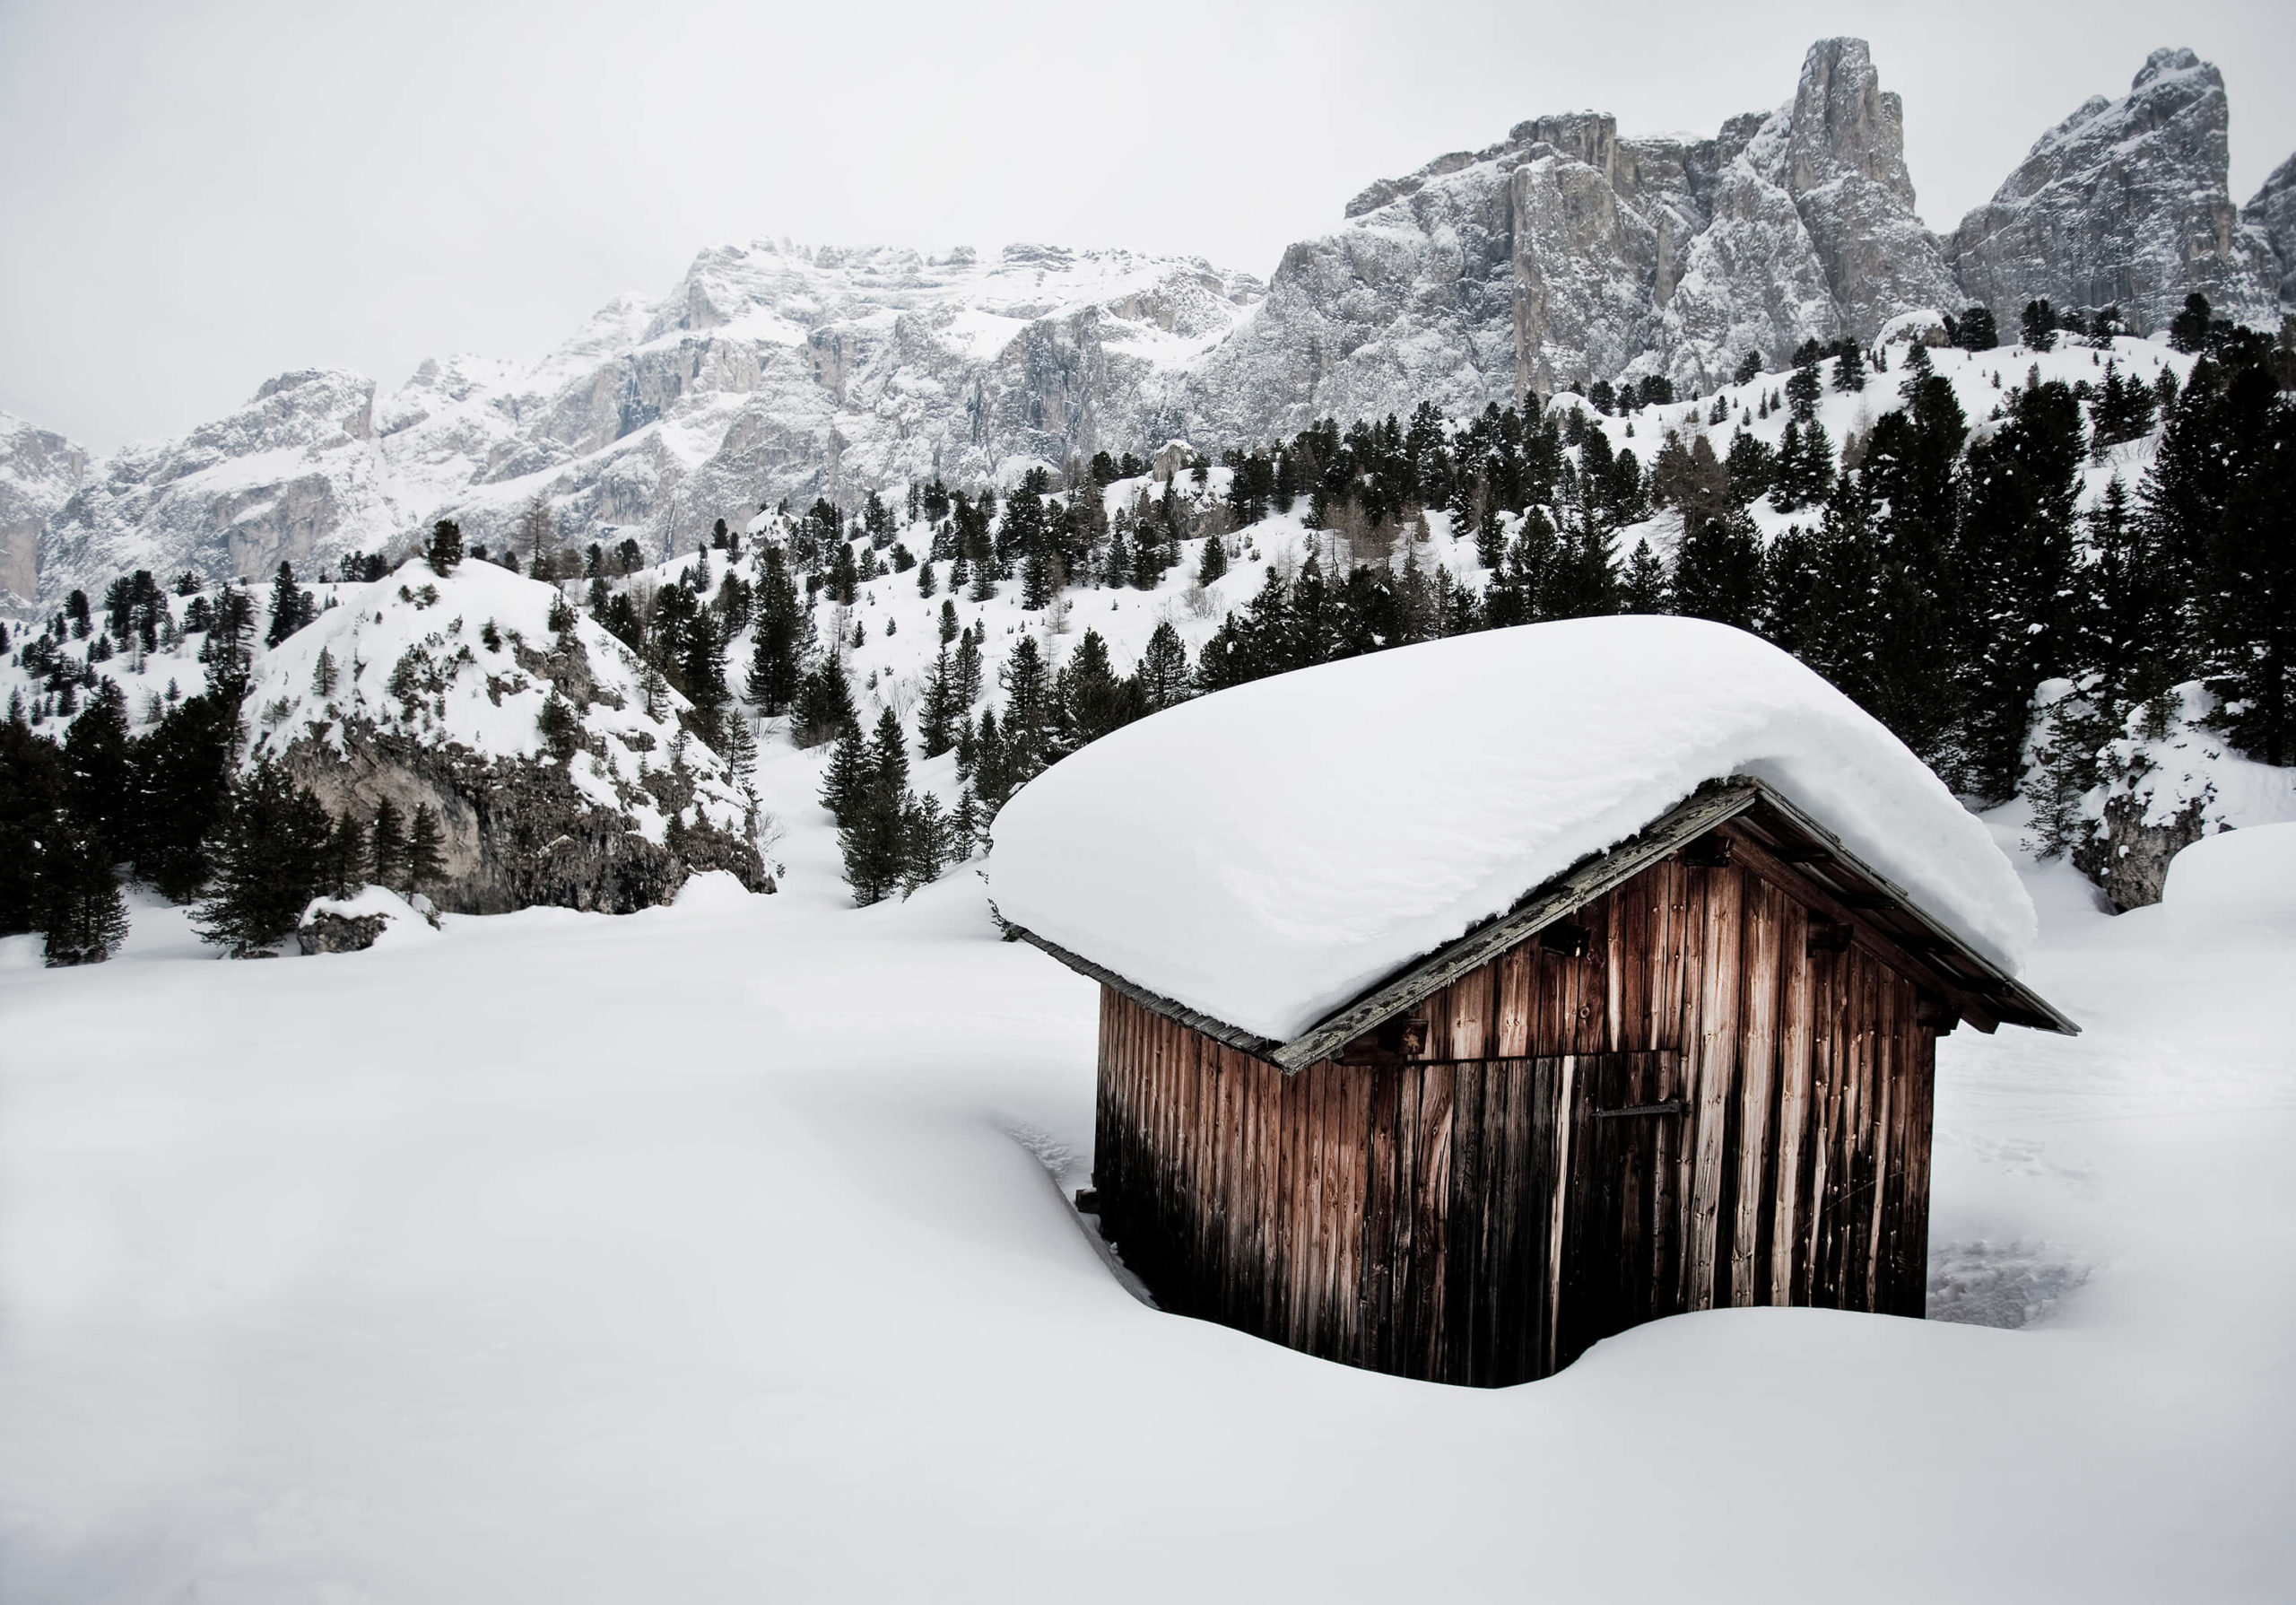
8;39;2292;612
19;244;1265;614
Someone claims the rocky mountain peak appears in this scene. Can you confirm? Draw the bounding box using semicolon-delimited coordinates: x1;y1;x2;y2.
1948;47;2280;333
2240;153;2296;310
1779;37;1917;205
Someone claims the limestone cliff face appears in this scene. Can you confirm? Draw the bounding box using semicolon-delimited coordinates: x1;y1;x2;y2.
40;369;389;606
0;414;88;605
1948;48;2281;334
2241;152;2296;313
1184;38;1948;434
1771;38;1961;341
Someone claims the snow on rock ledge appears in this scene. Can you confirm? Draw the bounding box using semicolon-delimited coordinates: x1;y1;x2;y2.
990;616;2035;1044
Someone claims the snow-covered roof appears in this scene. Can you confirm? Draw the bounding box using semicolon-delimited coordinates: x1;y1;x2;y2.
989;617;2038;1045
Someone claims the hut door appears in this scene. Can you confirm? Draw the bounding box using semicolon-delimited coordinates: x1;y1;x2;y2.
1552;1051;1683;1372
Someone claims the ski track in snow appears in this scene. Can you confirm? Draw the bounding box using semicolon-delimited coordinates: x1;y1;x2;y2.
3;800;2295;1601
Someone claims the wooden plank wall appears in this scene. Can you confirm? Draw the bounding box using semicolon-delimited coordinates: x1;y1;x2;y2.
1091;851;1939;1387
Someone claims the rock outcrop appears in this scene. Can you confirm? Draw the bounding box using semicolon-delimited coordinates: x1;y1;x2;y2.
2242;152;2296;313
0;414;90;606
2071;683;2296;911
247;559;769;915
1947;48;2281;335
297;907;391;954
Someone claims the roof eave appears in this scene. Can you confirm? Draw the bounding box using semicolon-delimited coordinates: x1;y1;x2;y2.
1014;772;2077;1074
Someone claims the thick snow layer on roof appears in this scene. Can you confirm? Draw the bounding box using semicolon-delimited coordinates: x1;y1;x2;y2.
991;617;2036;1044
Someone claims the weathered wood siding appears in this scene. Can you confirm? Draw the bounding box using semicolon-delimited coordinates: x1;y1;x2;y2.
1091;852;1939;1386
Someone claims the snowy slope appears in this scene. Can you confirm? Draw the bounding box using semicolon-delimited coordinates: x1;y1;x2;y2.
0;814;2291;1601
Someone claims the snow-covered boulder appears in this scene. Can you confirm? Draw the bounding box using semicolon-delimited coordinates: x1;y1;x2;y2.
989;615;2034;1043
296;885;441;955
250;558;768;915
2076;683;2296;912
1875;308;1951;349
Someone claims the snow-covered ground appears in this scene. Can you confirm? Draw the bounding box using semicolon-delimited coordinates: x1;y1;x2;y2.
3;809;2292;1601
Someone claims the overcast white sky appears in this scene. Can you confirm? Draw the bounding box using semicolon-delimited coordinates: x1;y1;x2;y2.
3;0;2290;451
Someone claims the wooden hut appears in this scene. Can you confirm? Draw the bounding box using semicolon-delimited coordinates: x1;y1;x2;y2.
991;623;2076;1387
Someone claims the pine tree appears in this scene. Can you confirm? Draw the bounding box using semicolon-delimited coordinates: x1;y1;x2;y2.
900;792;952;893
2020;299;2058;351
969;706;1011;813
837;708;915;905
953;624;984;709
1959;376;2084;800
199;584;257;694
1021;545;1058;610
1058;628;1139;749
406;804;446;894
128;685;239;901
196;760;333;955
744;547;813;718
678;608;730;749
1670;509;1764;630
1832;344;1867;393
427;519;465;576
2167;292;2216;354
2090;361;2157;449
1621;538;1668;613
0;721;65;936
1196;533;1229;586
998;635;1057;784
313;646;339;698
721;710;760;795
2191;362;2296;763
322;812;366;896
1542;519;1618;621
819;725;870;827
1857;343;1970;769
790;658;857;749
918;646;960;757
1137;621;1191;710
265;561;315;647
63;679;135;854
369;797;409;891
38;816;128;966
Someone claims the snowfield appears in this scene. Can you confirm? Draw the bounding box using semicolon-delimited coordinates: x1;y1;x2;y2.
3;806;2293;1601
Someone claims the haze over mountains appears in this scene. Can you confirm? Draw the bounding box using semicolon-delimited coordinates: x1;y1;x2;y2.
4;36;2291;611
